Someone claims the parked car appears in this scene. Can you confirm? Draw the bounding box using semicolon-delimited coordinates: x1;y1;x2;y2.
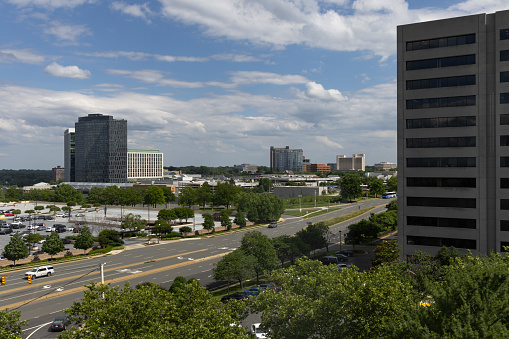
320;256;339;265
75;213;85;217
54;224;67;233
27;224;36;230
46;227;55;232
250;323;267;339
335;250;354;257
0;228;13;235
25;266;54;279
259;282;278;290
334;253;349;262
55;213;65;218
42;215;54;220
221;292;250;302
268;221;277;228
73;227;83;233
36;225;47;231
49;316;70;332
336;263;353;270
66;226;74;232
243;286;267;296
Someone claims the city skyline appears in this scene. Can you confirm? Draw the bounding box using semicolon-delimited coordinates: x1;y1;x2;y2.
1;0;508;170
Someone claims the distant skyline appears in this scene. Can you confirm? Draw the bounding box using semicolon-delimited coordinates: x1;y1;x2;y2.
1;0;507;170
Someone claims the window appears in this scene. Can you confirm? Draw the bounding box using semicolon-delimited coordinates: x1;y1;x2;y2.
407;177;476;188
502;136;509;146
501;178;509;189
407;137;475;148
501;93;509;104
407;197;476;208
500;29;509;40
502;199;509;210
502;157;509;167
407;216;476;229
406;34;475;51
406;116;475;129
501;220;509;231
407;157;476;168
501;242;509;252
406;75;475;90
501;114;509;125
501;50;509;62
501;72;509;83
406;54;475;71
407;236;476;249
406;96;476;109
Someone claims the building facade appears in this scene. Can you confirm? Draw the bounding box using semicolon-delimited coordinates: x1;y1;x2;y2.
270;146;303;172
374;162;397;170
52;166;65;182
398;10;509;257
310;163;331;173
127;149;164;180
74;114;127;183
64;128;75;182
336;154;365;171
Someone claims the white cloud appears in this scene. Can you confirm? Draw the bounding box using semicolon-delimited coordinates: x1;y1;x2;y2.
44;21;91;44
44;62;91;79
316;136;343;149
111;2;152;23
230;71;309;86
6;0;92;8
0;49;45;64
303;82;347;101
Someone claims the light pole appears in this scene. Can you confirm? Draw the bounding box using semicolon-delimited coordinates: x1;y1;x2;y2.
314;190;316;208
339;230;342;251
298;195;302;214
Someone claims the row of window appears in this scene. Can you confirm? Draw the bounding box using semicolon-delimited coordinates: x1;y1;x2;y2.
407;177;476;188
407;216;476;229
406;75;475;90
407;236;476;249
406;54;475;71
407;197;476;208
406;136;476;148
406;34;475;51
407;157;476;168
406;95;476;109
406;116;475;129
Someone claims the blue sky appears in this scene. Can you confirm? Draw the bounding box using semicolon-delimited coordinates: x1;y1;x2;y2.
1;0;507;170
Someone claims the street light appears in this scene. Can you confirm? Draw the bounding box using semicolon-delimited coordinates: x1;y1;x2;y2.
339;230;342;251
298;195;302;214
314;190;316;208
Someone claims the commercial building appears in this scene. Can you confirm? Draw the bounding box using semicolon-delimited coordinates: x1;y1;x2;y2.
270;146;303;172
397;10;509;257
336;154;365;171
374;162;397;170
309;163;331;173
52;166;64;182
64;128;75;182
127;149;164;180
74;114;127;183
235;164;258;173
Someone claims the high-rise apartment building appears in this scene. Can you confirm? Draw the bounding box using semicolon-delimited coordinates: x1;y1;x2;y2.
398;10;509;257
127;149;163;180
336;154;365;171
64;128;75;182
270;146;303;172
74;114;127;183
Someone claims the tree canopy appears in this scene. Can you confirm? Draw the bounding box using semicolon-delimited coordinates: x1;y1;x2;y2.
340;174;363;201
74;226;95;254
42;231;65;258
2;233;29;265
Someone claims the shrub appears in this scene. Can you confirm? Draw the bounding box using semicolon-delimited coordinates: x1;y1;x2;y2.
12;209;21;214
81;204;91;209
161;232;183;239
34;206;44;211
179;226;192;235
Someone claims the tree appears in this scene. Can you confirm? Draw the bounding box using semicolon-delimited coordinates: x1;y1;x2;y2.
386;176;398;192
34;205;44;211
97;230;123;248
258;178;272;192
42;232;64;258
233;211;246;227
371;240;401;268
178;187;198;208
213;182;240;209
54;184;83;203
272;235;308;267
2;233;29;265
214;249;256;289
157;209;177;224
143;185;165;207
5;186;23;201
386;199;397;211
237;192;284;223
0;309;29;338
369;178;385;198
196;183;212;209
60;281;248;339
251;258;417;339
179;226;192;235
202;213;215;233
340;173;363;202
74;226;95;254
220;210;232;228
168;276;188;294
121;214;146;232
240;231;278;283
296;222;328;255
161;187;176;208
24;233;44;244
154;219;173;236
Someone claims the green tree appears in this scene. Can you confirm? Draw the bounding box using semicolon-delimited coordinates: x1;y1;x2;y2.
272;235;308;267
220;210;232;228
369;178;385;198
54;184;83;203
5;186;23;201
371;240;401;268
240;231;278;283
74;226;95;254
340;173;363;202
214;249;256;289
386;176;398;192
213;182;240;209
157;209;177;224
2;233;29;265
121;214;146;232
42;231;64;258
258;178;272;192
179;226;192;235
161;187;176;208
154;219;173;236
24;233;44;244
202;213;215;233
143;185;165;207
386;199;397;211
296;222;328;255
237;192;284;223
60;281;248;339
103;185;121;205
178;187;198;208
98;230;123;248
87;187;106;205
0;309;29;338
34;205;44;211
233;211;246;227
168;276;188;294
196;183;212;209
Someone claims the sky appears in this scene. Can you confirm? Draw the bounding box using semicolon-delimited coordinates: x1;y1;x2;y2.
1;0;508;170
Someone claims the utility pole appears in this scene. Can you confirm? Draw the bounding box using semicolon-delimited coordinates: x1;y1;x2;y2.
100;263;106;299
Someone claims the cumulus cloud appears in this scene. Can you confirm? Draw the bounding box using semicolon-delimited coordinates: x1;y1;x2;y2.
316;136;343;149
6;0;92;8
44;21;91;44
230;71;308;86
0;49;45;64
111;2;152;23
44;62;91;79
304;82;347;101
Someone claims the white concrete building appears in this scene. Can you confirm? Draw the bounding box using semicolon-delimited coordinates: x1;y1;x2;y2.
127;149;163;181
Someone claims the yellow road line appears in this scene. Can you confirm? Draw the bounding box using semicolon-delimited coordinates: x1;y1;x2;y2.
0;252;229;310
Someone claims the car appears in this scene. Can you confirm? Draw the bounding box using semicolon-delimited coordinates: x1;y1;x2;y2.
54;224;67;233
27;224;36;230
66;226;74;232
36;225;46;231
42;215;54;220
35;222;45;227
268;221;277;228
259;282;278;290
4;213;14;217
75;213;85;217
49;316;70;332
243;286;267;296
250;323;267;339
73;227;83;233
336;263;353;270
335;250;354;257
334;253;349;262
55;213;65;218
25;266;54;279
0;256;6;260
221;292;250;302
46;227;55;232
0;228;12;235
38;239;46;244
320;256;339;265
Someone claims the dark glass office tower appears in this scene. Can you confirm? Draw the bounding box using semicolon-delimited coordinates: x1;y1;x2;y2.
74;114;127;183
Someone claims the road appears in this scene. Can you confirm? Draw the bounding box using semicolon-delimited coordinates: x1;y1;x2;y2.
0;198;390;338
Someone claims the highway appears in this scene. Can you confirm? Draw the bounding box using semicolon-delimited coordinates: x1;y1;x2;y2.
0;198;389;338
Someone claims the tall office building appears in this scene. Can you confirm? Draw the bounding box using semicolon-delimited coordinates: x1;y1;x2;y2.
127;149;164;180
74;114;127;183
64;128;75;182
397;10;509;257
270;146;303;172
336;154;365;171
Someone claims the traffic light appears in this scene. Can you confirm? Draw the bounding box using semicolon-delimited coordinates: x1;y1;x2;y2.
27;275;32;285
1;276;5;285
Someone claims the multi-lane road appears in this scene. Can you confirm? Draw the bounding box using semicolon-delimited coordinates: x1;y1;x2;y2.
0;198;390;338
